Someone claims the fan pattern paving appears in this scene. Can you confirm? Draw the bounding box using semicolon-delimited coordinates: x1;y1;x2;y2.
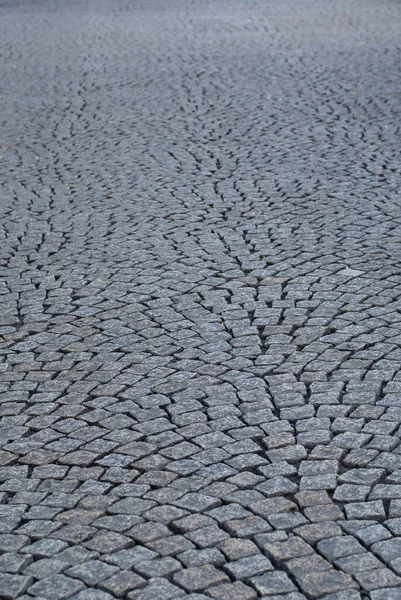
1;0;401;599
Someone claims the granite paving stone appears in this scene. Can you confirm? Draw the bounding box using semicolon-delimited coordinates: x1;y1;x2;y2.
99;570;147;597
0;574;33;600
173;565;230;592
27;574;85;600
250;571;298;595
293;570;359;599
370;590;401;600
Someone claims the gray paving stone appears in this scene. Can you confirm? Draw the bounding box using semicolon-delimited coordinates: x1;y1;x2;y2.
340;519;378;535
304;505;345;523
295;491;332;508
53;546;99;566
333;485;370;502
0;574;33;599
0;552;32;574
262;538;313;563
208;581;257;600
28;574;85;600
65;559;119;585
50;524;96;544
84;531;131;553
319;592;362;600
334;552;383;574
354;567;401;591
260;595;307;600
185;526;230;547
23;557;70;579
286;554;332;577
135;557;182;578
173;565;230;591
70;592;114;600
355;524;392;546
268;511;309;531
99;570;146;596
294;570;358;598
250;571;297;595
370;589;401;600
218;539;260;561
103;547;158;569
128;522;170;544
0;535;29;553
384;517;401;536
295;522;343;545
317;536;366;561
179;548;226;567
256;477;298;496
226;515;272;538
389;499;401;518
372;538;401;563
300;474;337;491
206;504;252;524
370;485;401;500
172;514;216;533
127;578;185;600
224;554;273;579
344;500;386;520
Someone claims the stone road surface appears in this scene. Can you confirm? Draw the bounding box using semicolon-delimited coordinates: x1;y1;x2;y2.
1;0;401;599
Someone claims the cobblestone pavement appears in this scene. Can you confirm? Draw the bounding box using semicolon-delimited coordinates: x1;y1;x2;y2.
1;0;401;598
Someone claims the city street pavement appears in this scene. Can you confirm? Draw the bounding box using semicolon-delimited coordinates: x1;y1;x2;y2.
1;0;401;598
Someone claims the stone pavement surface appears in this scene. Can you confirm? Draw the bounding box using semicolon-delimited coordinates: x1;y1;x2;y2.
1;0;401;598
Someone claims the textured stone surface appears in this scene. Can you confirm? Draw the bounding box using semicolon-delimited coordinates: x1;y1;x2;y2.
0;0;401;599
